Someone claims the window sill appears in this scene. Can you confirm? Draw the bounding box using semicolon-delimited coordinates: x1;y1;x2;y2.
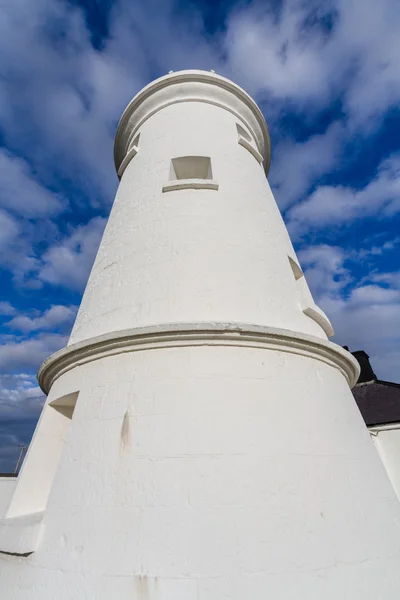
0;511;43;556
162;179;219;193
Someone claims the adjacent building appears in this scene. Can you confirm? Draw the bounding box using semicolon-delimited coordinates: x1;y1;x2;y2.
352;349;400;499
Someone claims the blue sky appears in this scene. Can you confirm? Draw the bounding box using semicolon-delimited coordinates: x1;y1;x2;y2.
0;0;400;471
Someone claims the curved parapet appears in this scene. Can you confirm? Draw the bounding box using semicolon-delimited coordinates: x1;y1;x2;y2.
114;70;271;176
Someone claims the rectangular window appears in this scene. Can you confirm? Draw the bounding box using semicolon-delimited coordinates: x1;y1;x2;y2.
163;156;218;192
171;156;212;180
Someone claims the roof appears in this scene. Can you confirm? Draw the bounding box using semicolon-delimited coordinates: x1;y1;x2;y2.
352;380;400;427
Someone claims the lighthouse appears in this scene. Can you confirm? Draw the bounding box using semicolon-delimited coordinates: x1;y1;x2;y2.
1;69;400;598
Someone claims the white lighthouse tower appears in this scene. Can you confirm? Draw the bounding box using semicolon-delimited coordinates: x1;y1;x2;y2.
1;70;400;598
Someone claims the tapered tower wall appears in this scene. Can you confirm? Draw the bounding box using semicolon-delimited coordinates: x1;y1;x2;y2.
69;73;330;345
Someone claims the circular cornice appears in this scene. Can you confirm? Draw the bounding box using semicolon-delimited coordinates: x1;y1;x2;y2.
114;70;271;175
38;323;359;394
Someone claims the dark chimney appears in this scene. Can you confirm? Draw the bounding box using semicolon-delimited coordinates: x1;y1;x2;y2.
352;350;377;384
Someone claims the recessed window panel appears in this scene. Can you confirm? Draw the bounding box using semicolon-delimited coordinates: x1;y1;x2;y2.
170;156;212;180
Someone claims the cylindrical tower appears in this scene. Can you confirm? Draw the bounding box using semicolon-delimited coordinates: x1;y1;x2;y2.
1;71;400;599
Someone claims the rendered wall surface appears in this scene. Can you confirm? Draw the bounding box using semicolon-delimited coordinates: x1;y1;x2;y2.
0;479;16;519
69;100;327;346
370;425;400;500
1;70;400;599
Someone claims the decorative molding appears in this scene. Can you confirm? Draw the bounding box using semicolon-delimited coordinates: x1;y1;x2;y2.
117;144;139;179
38;323;360;394
162;179;219;192
303;306;335;338
238;137;263;164
287;255;334;338
114;70;271;176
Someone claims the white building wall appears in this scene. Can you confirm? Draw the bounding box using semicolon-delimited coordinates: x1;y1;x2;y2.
69;100;327;346
370;425;400;500
0;478;16;519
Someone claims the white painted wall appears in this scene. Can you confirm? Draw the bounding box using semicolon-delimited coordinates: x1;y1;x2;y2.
370;424;400;500
1;70;400;598
0;478;16;519
69;76;329;346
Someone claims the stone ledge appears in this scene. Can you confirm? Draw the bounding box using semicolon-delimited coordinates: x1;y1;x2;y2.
38;323;360;394
162;179;219;192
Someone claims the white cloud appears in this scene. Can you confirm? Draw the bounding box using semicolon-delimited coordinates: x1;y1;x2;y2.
0;301;16;316
38;216;106;290
300;244;400;383
224;0;400;126
372;271;400;288
0;0;398;225
349;285;400;305
357;237;400;259
287;154;400;234
0;332;67;373
0;149;65;217
0;0;146;203
338;0;400;127
223;0;400;218
0;209;20;253
6;304;77;333
0;0;398;215
298;244;351;298
0;373;44;421
0;208;56;287
224;0;335;102
322;291;400;383
270;122;344;208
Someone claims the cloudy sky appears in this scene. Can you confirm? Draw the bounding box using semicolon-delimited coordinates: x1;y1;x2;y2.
0;0;399;471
